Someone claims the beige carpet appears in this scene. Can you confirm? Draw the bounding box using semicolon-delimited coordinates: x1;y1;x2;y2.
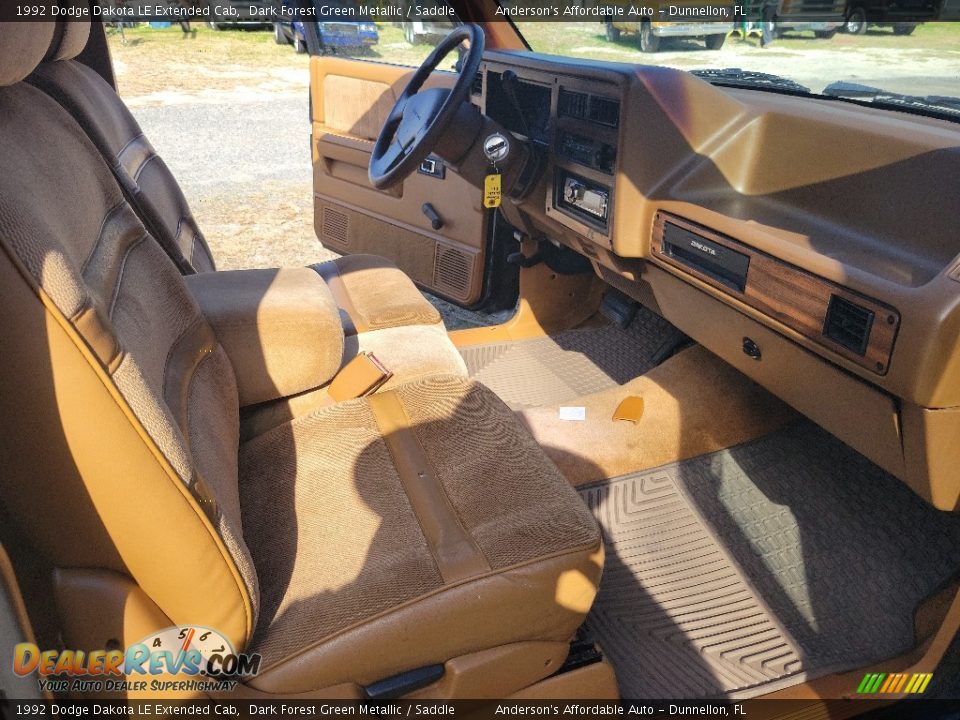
517;345;796;486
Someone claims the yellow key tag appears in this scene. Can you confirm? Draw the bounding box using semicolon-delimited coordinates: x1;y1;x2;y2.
483;173;501;209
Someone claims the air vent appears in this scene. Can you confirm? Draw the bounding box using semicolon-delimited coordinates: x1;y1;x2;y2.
823;294;874;356
558;89;589;120
471;71;483;97
589;96;620;127
321;206;349;246
433;244;473;301
558;89;620;128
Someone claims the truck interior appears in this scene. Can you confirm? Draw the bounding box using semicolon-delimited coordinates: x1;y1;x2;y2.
1;0;960;706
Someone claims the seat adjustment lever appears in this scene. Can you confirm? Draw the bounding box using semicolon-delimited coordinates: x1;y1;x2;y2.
363;664;445;700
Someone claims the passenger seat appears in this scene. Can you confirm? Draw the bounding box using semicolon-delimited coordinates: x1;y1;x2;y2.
0;21;603;698
26;15;445;335
27;17;467;435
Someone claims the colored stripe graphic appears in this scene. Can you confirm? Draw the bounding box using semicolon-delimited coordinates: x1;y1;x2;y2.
893;673;909;693
857;672;932;694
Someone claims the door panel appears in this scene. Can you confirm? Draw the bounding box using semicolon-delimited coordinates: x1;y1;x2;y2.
310;56;489;305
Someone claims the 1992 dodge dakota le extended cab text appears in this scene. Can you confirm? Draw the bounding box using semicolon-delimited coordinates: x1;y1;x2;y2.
1;1;959;715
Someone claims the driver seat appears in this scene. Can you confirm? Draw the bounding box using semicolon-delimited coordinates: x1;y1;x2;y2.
0;23;603;698
26;15;444;336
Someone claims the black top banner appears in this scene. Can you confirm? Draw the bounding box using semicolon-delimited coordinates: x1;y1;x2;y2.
2;698;960;719
2;0;958;23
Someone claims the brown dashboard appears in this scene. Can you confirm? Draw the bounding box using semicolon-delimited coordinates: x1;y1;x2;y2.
476;50;960;511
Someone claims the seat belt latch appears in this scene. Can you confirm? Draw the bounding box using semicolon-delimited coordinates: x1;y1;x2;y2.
612;396;644;424
328;352;393;402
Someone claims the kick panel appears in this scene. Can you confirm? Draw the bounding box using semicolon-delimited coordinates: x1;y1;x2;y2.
652;212;901;375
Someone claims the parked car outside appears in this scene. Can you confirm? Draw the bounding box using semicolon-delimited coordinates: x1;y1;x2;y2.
205;0;273;29
750;0;847;38
605;18;733;52
841;0;940;34
275;19;379;54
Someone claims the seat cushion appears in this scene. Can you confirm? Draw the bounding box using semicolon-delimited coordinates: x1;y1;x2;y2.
313;255;443;334
344;322;468;390
238;375;602;693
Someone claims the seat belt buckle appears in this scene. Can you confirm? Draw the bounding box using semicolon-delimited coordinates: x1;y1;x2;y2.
328;352;393;402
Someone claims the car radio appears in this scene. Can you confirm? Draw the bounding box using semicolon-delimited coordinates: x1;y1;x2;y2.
556;173;610;228
557;131;617;174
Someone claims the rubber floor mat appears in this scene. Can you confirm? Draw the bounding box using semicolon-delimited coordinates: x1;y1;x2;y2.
459;307;685;409
579;422;960;699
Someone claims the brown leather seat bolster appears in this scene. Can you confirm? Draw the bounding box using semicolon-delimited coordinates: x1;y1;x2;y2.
311;255;443;335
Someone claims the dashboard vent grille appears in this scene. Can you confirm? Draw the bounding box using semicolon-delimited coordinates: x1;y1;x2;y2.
558;89;620;128
823;295;874;356
558;89;589;120
471;71;483;97
589;96;620;127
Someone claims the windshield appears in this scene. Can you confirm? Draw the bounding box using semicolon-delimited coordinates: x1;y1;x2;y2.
514;14;960;116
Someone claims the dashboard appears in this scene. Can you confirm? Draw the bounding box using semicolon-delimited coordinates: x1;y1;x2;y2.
475;50;960;511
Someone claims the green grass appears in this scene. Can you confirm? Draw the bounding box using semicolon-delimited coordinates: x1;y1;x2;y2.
107;23;443;99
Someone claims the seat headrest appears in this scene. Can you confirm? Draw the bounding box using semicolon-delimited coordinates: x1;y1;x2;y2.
0;22;56;86
44;16;90;60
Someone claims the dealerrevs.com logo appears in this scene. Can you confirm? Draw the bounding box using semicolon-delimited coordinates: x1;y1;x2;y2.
13;626;261;694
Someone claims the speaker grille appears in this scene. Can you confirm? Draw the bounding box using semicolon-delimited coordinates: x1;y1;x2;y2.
321;206;349;246
433;244;473;301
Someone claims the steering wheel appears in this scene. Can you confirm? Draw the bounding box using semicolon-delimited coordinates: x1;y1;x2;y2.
368;24;485;190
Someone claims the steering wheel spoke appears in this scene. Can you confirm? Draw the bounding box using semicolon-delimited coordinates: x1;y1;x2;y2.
368;25;485;190
382;139;408;171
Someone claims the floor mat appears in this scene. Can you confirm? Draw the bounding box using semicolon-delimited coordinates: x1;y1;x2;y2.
459;307;685;409
579;422;960;699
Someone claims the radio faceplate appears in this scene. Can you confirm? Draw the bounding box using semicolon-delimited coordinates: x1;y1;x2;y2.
555;171;610;230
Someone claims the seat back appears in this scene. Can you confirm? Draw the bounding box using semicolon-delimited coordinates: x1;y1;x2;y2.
0;23;257;650
27;15;217;274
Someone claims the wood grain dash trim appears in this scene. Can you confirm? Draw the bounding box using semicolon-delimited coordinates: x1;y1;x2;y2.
651;211;900;375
